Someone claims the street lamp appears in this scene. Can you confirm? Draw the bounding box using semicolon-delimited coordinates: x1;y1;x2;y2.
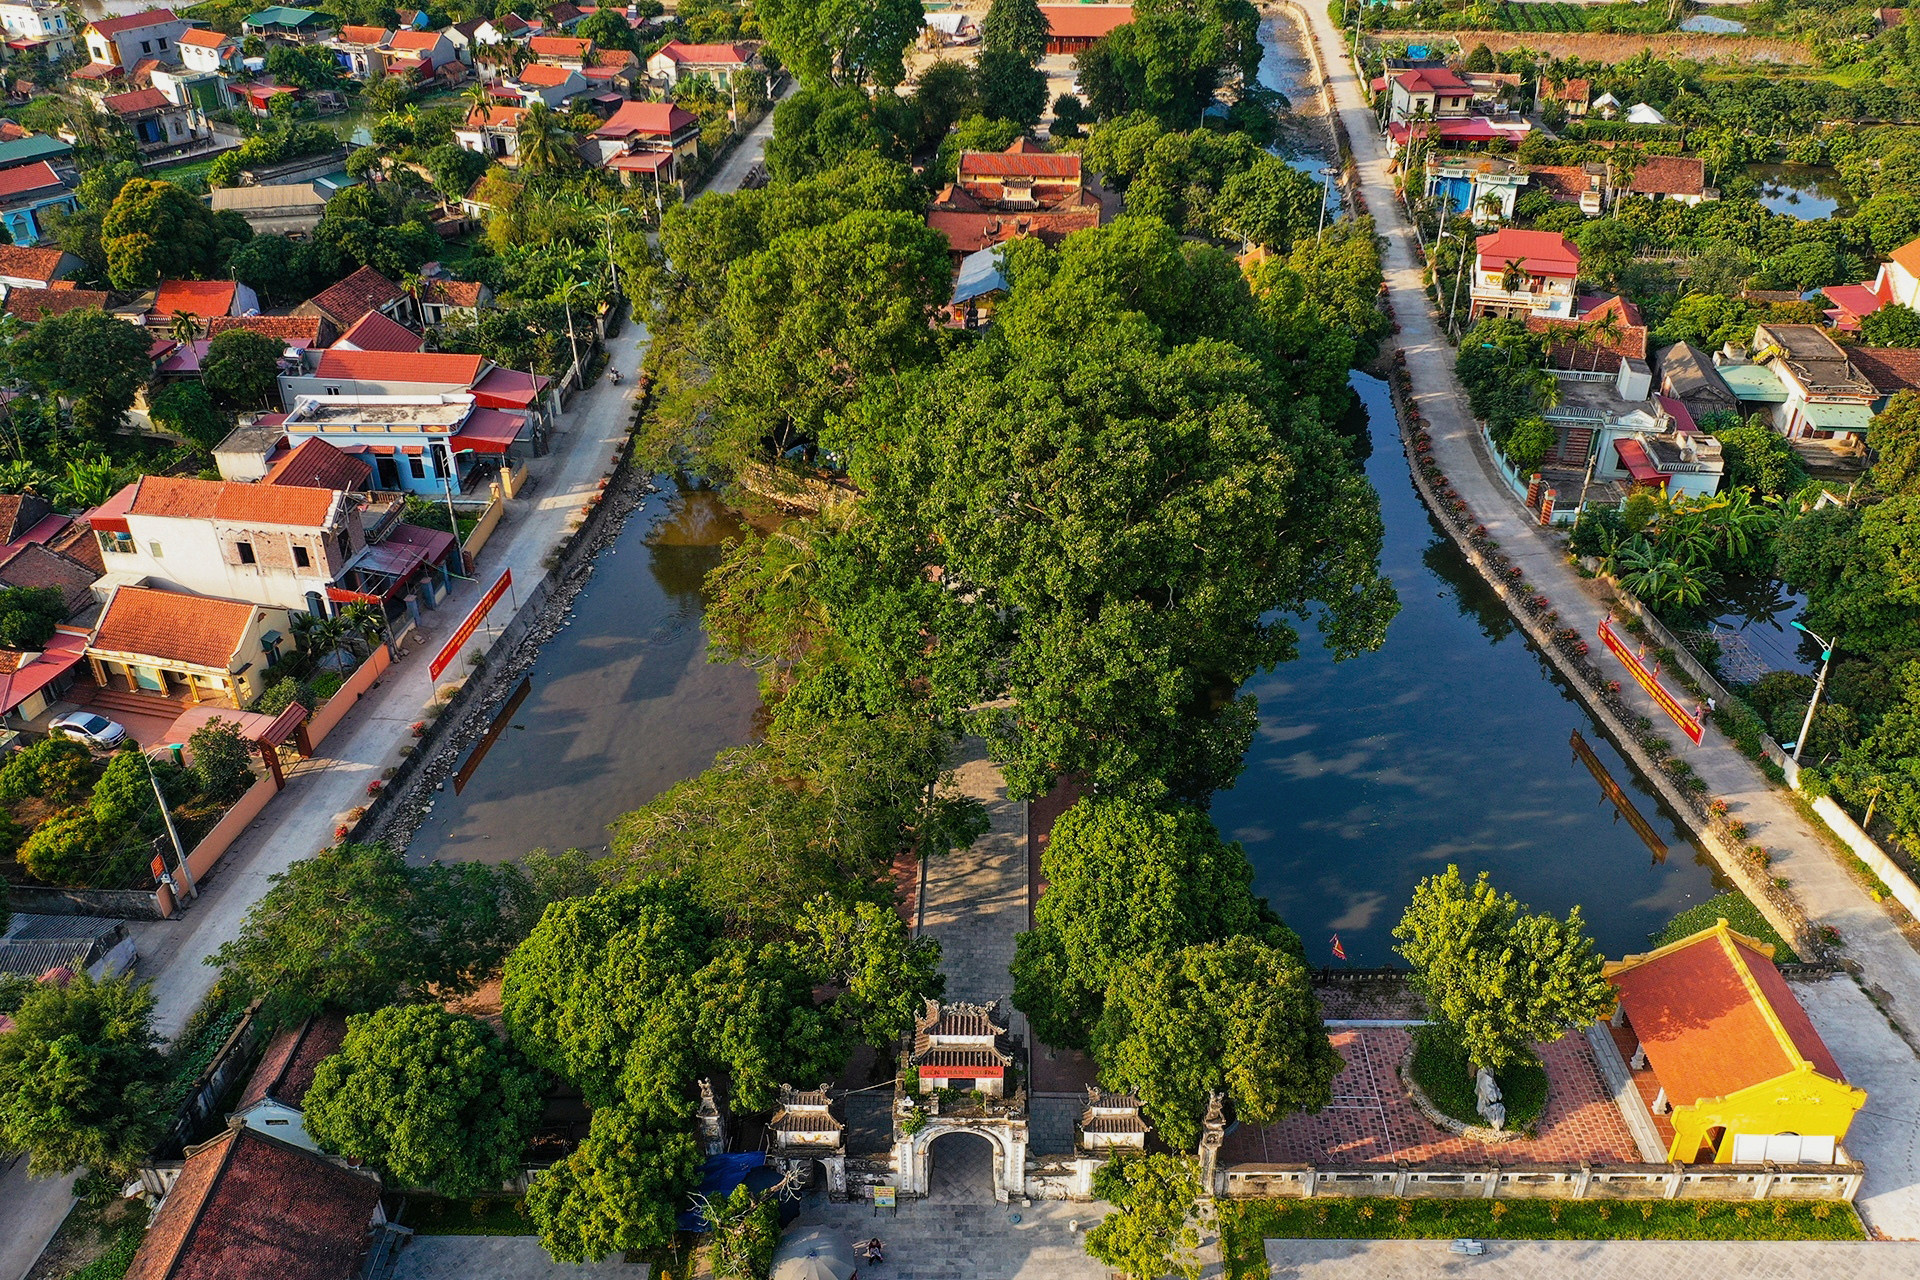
1786;620;1837;764
562;278;592;387
146;750;194;900
1317;166;1340;236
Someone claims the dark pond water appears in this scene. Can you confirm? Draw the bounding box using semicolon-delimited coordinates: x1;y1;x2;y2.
1748;164;1852;221
1213;376;1726;965
1259;14;1343;216
406;484;761;864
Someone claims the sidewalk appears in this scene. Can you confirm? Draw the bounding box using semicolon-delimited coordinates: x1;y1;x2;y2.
1295;0;1920;1053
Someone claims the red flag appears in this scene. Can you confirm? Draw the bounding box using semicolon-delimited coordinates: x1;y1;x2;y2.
1331;934;1347;961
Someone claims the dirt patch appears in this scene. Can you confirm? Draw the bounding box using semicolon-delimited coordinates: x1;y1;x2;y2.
1391;29;1813;66
24;1198;146;1280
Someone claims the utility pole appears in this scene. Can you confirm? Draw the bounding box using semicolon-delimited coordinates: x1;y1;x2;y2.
147;752;194;900
1788;622;1836;764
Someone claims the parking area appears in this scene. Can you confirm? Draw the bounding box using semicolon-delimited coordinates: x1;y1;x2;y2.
1794;974;1920;1240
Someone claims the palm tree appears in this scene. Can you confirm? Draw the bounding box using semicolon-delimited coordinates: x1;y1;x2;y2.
1586;308;1625;373
168;308;198;352
1499;257;1528;295
515;100;573;177
291;611;351;669
463;79;492;125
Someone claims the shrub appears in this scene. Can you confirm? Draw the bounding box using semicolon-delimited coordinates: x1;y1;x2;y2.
188;719;256;803
0;736;95;806
17;808;107;886
1407;1024;1547;1132
253;677;309;717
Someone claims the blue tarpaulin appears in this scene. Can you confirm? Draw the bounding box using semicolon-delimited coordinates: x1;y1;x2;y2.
678;1153;784;1231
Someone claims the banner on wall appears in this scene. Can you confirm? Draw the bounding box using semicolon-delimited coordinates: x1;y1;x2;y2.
429;570;513;682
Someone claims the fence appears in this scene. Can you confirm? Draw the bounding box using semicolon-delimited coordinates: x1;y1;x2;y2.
1221;1159;1863;1203
460;492;506;562
156;770;282;917
305;643;393;750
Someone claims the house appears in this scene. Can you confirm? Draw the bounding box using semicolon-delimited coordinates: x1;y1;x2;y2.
1388;66;1474;125
1840;344;1920;410
1592;91;1622;118
293;264;412;332
0;1;75;62
417;276;491;326
1525;163;1605;216
926;139;1106;262
273;393;535;497
444;17;487;60
178;27;241;74
280;347;541;411
590;99;699;175
230;1013;349;1151
907;999;1013;1097
122;1124;386;1280
241;6;332;42
474;13;532;44
1827;235;1920;332
1654;341;1740;422
83;584;292;707
152;278;259;327
0;242;79;288
1529;293;1648;375
0;492;59;550
1384;111;1531;155
645;40;756;90
1469;228;1580;320
0;628;89;727
581;46;639;96
101;87;206;157
0;542;102;617
1550;76;1590;117
1605;920;1865;1165
211;182;329;236
334;308;421;352
0;161;75;247
88;474;362;615
208;313;327;352
0;915;134;982
387;27;456;71
1425;152;1526;224
507;61;588;108
83;9;189;72
330;24;392;78
528;34;592;67
1751;322;1877;442
0;132;74;176
1616;155;1711;207
453;102;526;159
1039;4;1131;55
395;7;431;30
4;286;108;321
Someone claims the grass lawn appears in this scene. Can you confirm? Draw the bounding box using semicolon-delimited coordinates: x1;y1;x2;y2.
150;155;221;190
1407;1025;1546;1133
1651;890;1799;961
1219;1197;1863;1277
398;1195;537;1237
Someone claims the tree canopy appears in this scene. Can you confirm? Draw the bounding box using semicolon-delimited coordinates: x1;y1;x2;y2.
12;307;163;436
99;178;252;290
1393;866;1613;1073
756;0;924;88
305;1005;544;1196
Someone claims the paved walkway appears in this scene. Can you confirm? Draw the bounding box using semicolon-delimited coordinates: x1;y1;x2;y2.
1224;1028;1637;1166
391;1237;644;1278
922;741;1028;1012
783;1192;1111;1280
1796;976;1920;1240
1295;0;1920;1052
1263;1239;1920;1279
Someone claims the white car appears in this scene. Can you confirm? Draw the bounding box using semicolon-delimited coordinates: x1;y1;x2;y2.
50;712;128;750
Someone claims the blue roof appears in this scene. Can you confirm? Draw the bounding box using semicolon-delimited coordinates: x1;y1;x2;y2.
951;244;1009;307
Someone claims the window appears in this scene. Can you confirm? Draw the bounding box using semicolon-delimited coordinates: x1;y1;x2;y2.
324;386;341;395
409;455;426;480
293;545;310;569
97;530;134;555
148;541;163;558
236;541;255;564
158;37;168;49
140;39;151;53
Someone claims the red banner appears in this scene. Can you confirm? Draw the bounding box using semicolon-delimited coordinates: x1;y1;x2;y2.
1598;617;1704;744
429;569;513;681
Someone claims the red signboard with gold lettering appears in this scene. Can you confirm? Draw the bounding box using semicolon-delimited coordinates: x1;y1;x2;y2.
429;570;513;681
1598;616;1704;745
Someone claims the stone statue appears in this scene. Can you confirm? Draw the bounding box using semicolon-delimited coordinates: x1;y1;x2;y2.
1474;1068;1506;1131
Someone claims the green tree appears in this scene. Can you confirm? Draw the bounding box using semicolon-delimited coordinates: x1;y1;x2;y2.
789;896;944;1049
909;60;981;149
975;49;1048;127
17;808;109;887
763;86;913;183
100;178;249;289
0;585;66;649
1093;937;1340;1148
514;100;575;177
1861;303;1920;348
576;8;641;51
1573;217;1635;289
1871;390;1920;496
526;1105;700;1264
211;842;534;1028
1012;797;1288;1050
12;307;161;435
201;328;286;409
304;1005;544;1196
1085;1153;1204;1280
187;718;256;802
149;381;228;452
1215;155;1321;252
1051;92;1089;139
756;0;925;88
981;0;1051;62
0;974;167;1178
1392;866;1613;1074
1717;420;1809;498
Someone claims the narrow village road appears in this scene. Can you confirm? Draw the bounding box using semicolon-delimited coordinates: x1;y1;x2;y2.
1291;0;1920;1239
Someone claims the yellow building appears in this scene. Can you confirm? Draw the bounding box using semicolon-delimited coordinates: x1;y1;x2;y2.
1605;920;1865;1165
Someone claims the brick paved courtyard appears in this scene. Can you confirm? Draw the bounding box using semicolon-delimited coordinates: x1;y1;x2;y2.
1222;1028;1638;1166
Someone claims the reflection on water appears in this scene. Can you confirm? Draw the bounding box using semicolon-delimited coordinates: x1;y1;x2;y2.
1748;164;1851;221
406;483;760;864
1214;376;1724;964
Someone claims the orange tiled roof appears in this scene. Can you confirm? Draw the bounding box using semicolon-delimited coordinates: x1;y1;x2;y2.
1607;923;1847;1109
93;585;257;668
337;23;389;43
154;279;236;319
311;348;486;385
262;438;372;492
302;265;404;326
0;244;74;285
529;35;590;58
207;314;322;345
178;28;231;49
4;287;108;321
1886;236;1920;280
515;62;577;87
128;475;339;527
386;30;443;51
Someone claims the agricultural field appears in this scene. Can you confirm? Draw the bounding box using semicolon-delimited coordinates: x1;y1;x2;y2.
1497;2;1588;33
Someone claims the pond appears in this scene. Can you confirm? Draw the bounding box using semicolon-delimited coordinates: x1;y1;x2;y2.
1679;15;1747;34
405;484;761;865
1212;376;1726;965
1748;164;1853;221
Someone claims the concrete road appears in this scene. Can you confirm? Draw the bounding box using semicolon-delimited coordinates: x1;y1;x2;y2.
1264;1238;1920;1279
391;1236;645;1278
783;1193;1114;1280
702;79;793;196
1797;975;1920;1240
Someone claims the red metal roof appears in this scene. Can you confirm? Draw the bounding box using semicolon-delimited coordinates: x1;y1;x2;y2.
1038;5;1133;39
610;151;673;173
102;86;170;115
651;39;753;65
312;349;485;385
1396;66;1473;95
451;407;525;454
88;9;180;38
1613;438;1670;485
595;100;696;138
1476;227;1580;277
0;629;86;716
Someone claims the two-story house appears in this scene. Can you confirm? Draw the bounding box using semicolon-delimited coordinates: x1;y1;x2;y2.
1469;227;1580;320
101;87;208;158
0;160;76;247
330;24;391;78
1388;65;1473;125
453;102;525;158
1826;235;1920;333
386;27;457;73
0;1;75;61
240;6;332;43
88;474;364;616
1752;323;1878;445
83;9;190;73
278;348;552;431
505;61;587;108
527;34;592;68
177;27;241;74
292;264;413;333
591;100;699;179
274;393;532;496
